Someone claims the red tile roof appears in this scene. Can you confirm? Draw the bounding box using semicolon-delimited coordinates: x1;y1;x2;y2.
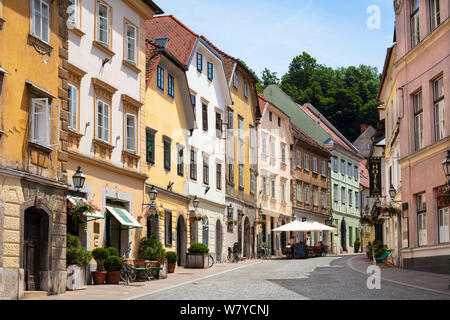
359;158;370;188
257;92;269;114
146;15;199;66
291;122;331;157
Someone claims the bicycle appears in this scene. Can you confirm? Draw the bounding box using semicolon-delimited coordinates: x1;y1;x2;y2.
208;253;214;268
227;243;241;263
257;245;270;260
120;260;137;285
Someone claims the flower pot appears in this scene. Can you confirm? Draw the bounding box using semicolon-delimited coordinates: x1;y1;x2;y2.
168;262;176;273
91;271;107;285
186;253;209;269
106;271;121;284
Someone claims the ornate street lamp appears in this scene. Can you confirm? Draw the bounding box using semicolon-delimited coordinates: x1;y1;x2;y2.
149;185;158;202
227;203;233;216
193;196;199;210
375;198;381;209
72;166;85;190
442;150;450;185
389;184;396;199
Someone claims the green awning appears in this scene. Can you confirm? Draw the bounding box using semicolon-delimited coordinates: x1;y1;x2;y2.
106;206;142;229
67;196;103;220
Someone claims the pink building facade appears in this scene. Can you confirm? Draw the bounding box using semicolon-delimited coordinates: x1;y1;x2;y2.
396;0;449;274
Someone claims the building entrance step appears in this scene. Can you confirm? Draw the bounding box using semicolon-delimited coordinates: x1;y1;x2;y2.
23;291;47;299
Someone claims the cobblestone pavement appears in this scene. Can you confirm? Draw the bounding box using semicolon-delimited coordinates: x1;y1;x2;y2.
135;255;450;300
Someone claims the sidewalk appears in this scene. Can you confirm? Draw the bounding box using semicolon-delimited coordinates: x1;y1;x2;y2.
348;254;450;296
24;260;260;300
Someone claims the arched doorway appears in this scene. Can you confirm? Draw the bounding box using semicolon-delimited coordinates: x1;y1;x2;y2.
23;207;50;291
243;217;251;258
176;214;187;266
215;220;223;262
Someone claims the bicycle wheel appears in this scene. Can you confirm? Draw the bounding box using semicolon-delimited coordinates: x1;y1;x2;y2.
120;270;129;284
208;254;214;268
128;268;137;282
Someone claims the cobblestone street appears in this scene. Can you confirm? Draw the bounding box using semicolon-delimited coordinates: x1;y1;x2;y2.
135;255;450;300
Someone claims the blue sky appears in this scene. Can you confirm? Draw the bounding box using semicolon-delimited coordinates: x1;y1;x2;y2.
156;0;395;79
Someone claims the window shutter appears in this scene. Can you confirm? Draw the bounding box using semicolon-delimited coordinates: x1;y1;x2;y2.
31;98;49;145
48;103;60;146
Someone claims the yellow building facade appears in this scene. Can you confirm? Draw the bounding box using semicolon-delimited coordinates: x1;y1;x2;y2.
142;41;196;266
0;0;70;298
221;56;261;258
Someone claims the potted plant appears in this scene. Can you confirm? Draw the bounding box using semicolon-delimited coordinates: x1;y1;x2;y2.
66;234;92;290
186;242;209;269
105;246;119;257
354;239;361;253
67;199;99;236
226;219;238;227
436;186;450;208
166;251;178;273
104;256;123;284
91;247;109;284
139;236;166;279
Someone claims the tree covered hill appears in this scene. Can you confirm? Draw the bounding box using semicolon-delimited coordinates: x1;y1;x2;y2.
255;52;381;142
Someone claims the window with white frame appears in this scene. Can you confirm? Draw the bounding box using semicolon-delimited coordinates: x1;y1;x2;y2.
177;145;184;177
96;98;109;143
125;22;137;64
433;76;444;142
438;206;449;243
347;162;352;178
271;179;275;199
305;186;310;204
313;157;318;173
297;183;302;202
430;0;441;31
341;187;346;204
97;1;110;47
341;159;345;175
238;164;243;188
262;176;268;196
410;0;420;48
313;188;318;206
333;157;338;172
413;91;423;151
304;153;309;170
417;193;427;246
334;184;338;202
355;192;360;209
322;190;327;208
354;166;358;181
216;163;222;190
262;135;267;156
157;66;164;91
281;145;286;164
31;0;50;43
233;73;238;88
203;154;209;185
250;170;255;194
281;182;286;202
296;150;301;167
348;189;352;206
68;0;79;29
68;84;78;131
244;82;248;98
270;137;275;161
125;113;136;153
168;74;174;98
30;98;59;147
321;161;326;176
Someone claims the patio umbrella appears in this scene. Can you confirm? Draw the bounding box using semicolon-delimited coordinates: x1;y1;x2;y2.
271;221;317;232
271;220;336;232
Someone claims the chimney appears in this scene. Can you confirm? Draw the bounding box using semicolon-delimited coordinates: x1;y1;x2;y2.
360;124;368;133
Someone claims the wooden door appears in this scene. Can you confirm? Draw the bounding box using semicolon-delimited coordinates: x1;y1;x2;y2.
25;212;41;291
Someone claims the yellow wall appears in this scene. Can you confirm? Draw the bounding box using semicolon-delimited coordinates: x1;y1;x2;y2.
0;0;63;179
229;66;258;200
143;57;192;251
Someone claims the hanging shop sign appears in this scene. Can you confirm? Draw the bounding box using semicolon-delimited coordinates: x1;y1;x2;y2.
369;157;382;197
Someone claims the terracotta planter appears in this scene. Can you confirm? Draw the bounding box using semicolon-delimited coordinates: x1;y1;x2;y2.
106;271;121;284
91;271;107;285
168;262;176;273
